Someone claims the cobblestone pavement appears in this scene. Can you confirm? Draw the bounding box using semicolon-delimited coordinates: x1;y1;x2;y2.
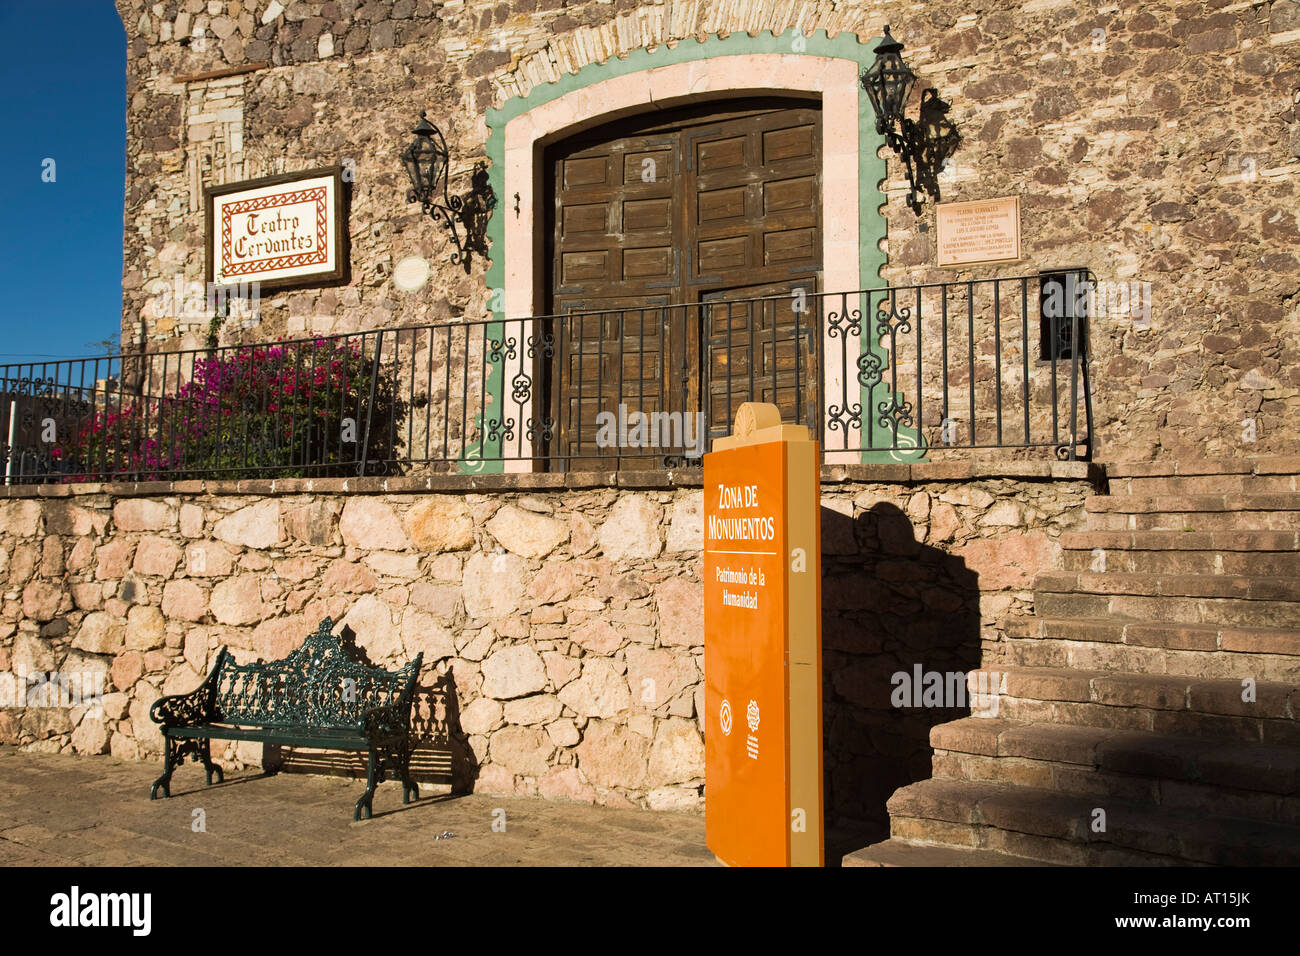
0;747;717;867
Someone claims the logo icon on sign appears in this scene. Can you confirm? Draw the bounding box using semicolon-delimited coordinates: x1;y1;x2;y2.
719;698;733;736
746;700;760;759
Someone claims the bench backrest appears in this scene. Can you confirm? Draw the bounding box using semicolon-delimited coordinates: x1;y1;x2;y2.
213;618;419;730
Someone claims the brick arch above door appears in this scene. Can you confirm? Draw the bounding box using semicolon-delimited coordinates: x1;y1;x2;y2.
476;31;891;473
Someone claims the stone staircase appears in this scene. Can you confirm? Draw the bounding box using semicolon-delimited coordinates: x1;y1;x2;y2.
846;459;1300;867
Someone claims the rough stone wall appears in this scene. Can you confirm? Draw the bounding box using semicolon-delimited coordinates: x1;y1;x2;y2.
117;0;473;352
0;468;1091;823
114;0;1300;463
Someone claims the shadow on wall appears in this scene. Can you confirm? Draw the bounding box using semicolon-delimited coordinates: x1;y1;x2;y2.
821;501;981;831
412;670;475;791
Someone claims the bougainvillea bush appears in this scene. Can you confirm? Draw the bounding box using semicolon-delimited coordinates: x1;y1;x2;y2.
58;337;404;480
57;401;175;481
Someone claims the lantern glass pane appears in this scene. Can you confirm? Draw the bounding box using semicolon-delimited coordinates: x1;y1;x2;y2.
401;148;420;194
862;61;886;123
880;58;916;118
403;128;448;204
431;143;446;194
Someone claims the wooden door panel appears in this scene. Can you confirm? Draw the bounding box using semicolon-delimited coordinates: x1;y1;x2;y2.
698;236;750;273
762;122;818;163
561;202;608;236
622;246;674;280
550;298;682;470
764;227;819;265
684;105;821;287
763;176;816;214
696;135;747;173
703;278;818;442
560;250;612;284
623;147;673;184
697;185;748;224
624;197;673;232
548;100;822;468
562;154;615;188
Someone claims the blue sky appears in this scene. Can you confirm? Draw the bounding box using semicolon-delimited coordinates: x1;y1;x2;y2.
0;1;126;362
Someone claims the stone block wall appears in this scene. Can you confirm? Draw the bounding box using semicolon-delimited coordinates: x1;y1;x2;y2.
113;0;1300;463
0;463;1094;824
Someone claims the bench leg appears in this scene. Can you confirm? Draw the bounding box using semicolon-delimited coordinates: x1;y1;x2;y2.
200;739;224;786
354;748;378;821
398;742;418;804
262;742;284;776
150;737;180;799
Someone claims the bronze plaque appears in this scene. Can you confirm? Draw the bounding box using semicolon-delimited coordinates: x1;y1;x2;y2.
935;196;1022;268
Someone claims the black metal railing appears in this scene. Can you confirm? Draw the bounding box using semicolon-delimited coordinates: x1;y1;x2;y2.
0;273;1093;483
821;271;1094;462
0;335;393;483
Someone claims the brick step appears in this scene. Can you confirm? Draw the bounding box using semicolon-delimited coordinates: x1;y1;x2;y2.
1061;530;1300;553
1085;492;1300;532
1061;547;1300;576
1101;458;1300;497
1117;474;1300;495
842;837;1050;867
1005;639;1300;683
1104;459;1300;478
1003;618;1300;678
1087;492;1300;512
978;666;1299;720
929;717;1300;825
1035;572;1300;602
1033;588;1300;629
974;666;1300;744
1004;639;1300;683
1087;509;1300;531
887;776;1300;865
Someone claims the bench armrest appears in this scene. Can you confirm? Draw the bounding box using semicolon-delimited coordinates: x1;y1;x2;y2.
360;654;422;744
360;700;409;744
150;647;229;728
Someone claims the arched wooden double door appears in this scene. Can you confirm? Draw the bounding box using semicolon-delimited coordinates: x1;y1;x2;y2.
543;97;822;469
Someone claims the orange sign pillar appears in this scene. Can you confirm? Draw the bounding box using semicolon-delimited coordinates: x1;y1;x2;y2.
704;403;824;867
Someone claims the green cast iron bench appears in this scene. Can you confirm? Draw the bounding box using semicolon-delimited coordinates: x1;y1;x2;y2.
149;616;423;821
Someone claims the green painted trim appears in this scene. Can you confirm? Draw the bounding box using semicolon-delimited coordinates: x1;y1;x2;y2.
473;28;923;471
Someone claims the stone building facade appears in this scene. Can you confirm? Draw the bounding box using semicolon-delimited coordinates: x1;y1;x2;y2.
115;0;1300;461
0;0;1294;860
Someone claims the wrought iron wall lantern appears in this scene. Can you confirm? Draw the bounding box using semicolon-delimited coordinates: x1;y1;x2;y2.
401;111;496;274
860;26;962;215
